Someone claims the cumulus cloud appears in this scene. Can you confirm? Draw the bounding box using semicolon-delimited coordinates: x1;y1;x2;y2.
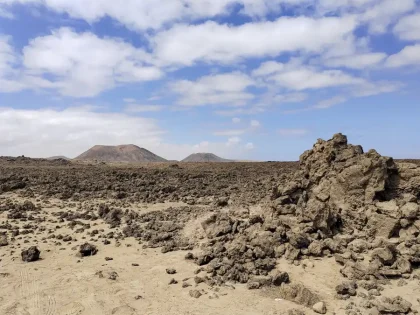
323;52;387;69
394;13;420;41
0;107;256;160
386;45;420;68
21;28;162;97
253;60;366;90
0;106;164;158
0;35;25;92
232;117;241;124
0;0;315;31
152;16;357;65
360;0;416;34
170;72;255;106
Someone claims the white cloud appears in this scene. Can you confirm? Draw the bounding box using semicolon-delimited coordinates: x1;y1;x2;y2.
385;44;420;68
250;120;260;128
20;28;162;97
254;60;365;90
232;117;241;124
324;52;387;69
152;16;357;66
123;98;136;103
314;96;347;109
360;0;416;34
0;106;164;158
213;129;246;136
0;35;24;92
226;136;241;146
0;106;257;160
394;13;420;41
273;93;308;104
278;129;308;136
350;81;401;97
245;142;255;150
0;0;315;31
170;72;255;106
124;104;164;112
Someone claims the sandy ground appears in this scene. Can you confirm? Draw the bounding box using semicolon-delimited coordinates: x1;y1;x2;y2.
1;194;420;315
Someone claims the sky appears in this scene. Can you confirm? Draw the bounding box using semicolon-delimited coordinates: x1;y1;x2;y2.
0;0;420;161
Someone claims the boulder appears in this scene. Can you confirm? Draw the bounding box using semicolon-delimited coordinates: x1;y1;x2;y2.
21;246;40;262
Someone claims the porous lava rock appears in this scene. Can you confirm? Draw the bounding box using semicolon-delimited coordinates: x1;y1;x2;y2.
21;246;41;262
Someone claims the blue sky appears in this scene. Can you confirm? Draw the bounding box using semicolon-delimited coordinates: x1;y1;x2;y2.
0;0;420;161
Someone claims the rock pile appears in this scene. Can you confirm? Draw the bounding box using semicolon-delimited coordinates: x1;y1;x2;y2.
189;134;420;312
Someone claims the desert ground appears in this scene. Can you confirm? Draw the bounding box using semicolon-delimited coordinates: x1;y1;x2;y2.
1;134;420;315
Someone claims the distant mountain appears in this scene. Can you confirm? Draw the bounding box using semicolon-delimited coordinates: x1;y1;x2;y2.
75;144;167;163
182;153;232;162
47;156;70;160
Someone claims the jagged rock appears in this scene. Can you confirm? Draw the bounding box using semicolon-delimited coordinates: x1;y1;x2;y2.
201;214;232;238
371;246;396;266
21;246;40;262
189;290;202;298
375;296;412;314
376;201;399;218
401;202;419;219
369;214;400;239
336;281;357;297
279;283;320;308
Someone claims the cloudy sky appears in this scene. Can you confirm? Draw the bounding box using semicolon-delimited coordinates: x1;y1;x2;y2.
0;0;419;161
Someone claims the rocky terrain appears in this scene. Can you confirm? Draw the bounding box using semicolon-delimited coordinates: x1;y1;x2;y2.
75;144;168;163
1;134;420;315
182;153;232;162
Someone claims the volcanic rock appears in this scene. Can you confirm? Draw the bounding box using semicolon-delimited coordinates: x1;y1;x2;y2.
78;243;98;257
21;246;40;262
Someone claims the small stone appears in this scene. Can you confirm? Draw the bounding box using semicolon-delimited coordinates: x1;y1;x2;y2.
169;278;178;285
166;268;176;274
108;271;118;280
312;301;327;314
182;282;191;288
189;290;202;298
105;257;113;261
0;234;8;247
132;263;139;266
134;295;143;300
247;282;260;290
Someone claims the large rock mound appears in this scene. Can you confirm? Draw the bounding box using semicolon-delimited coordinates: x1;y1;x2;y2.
190;134;420;288
182;153;232;163
75;144;167;163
